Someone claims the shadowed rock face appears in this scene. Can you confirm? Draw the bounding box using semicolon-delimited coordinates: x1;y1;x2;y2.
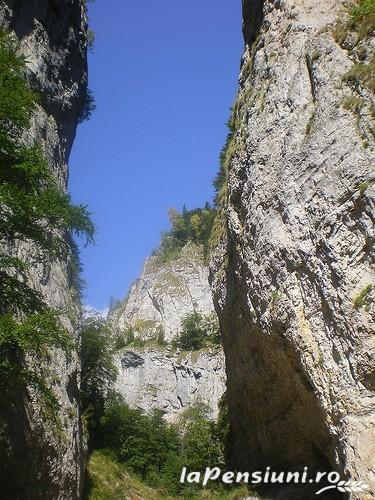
242;0;264;46
210;0;375;498
0;1;88;498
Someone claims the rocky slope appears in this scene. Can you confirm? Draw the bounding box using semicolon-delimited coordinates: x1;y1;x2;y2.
111;242;226;421
210;0;375;497
0;1;88;498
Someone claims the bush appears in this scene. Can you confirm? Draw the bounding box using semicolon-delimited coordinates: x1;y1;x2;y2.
89;394;223;496
173;311;221;351
350;0;375;37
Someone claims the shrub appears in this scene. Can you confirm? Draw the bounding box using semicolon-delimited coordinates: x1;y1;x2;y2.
79;88;96;123
353;284;373;308
173;311;221;351
334;0;375;44
350;0;375;38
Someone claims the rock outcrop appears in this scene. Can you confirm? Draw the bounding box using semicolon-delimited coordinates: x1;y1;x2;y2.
111;242;226;421
115;346;225;422
0;1;88;498
210;0;375;497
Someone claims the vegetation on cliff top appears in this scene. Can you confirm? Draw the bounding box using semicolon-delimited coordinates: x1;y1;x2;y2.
0;30;94;413
154;205;216;262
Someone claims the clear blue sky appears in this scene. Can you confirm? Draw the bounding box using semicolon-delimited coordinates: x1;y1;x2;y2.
69;0;243;312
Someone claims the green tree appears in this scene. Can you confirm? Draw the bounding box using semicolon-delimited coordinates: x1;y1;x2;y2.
173;310;221;351
100;392;180;481
0;29;94;408
157;205;216;261
173;310;207;350
80;316;117;447
162;401;223;495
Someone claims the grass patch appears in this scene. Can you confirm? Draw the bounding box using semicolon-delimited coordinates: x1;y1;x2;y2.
334;0;375;44
342;58;375;92
84;451;254;499
83;450;170;500
353;284;373;308
305;110;316;136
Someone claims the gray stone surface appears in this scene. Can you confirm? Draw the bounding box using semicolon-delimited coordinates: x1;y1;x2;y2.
115;346;225;422
0;1;88;498
112;242;216;341
210;1;375;498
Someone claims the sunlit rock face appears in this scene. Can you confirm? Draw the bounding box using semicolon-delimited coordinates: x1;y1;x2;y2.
111;243;226;421
210;0;375;497
0;1;88;497
115;346;225;422
112;243;216;341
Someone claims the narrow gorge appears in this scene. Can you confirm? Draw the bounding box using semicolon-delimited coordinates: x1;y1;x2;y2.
110;240;226;422
0;0;374;499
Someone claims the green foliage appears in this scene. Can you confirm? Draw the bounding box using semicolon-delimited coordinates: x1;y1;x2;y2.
213;107;236;208
0;310;74;410
334;0;375;44
87;29;95;53
342;58;375;93
359;181;370;195
157;204;216;261
84;449;170;500
67;236;86;301
350;0;375;38
173;311;221;351
79;88;96;123
80;316;118;447
163;401;223;495
0;29;94;411
85;449;252;500
89;395;224;497
124;325;135;345
100;392;180;483
353;284;373;308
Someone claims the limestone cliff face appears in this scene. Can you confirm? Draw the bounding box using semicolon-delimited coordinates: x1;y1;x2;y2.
111;243;226;421
0;1;88;498
113;243;215;342
210;0;375;497
115;347;225;422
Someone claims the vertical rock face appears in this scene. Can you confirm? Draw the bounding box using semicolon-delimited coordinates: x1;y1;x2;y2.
211;0;375;496
111;243;226;421
115;346;225;422
113;243;216;342
0;1;88;498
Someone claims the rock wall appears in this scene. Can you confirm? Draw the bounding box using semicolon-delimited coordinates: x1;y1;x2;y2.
111;242;226;421
0;1;88;498
113;243;215;341
115;347;225;422
210;0;375;497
